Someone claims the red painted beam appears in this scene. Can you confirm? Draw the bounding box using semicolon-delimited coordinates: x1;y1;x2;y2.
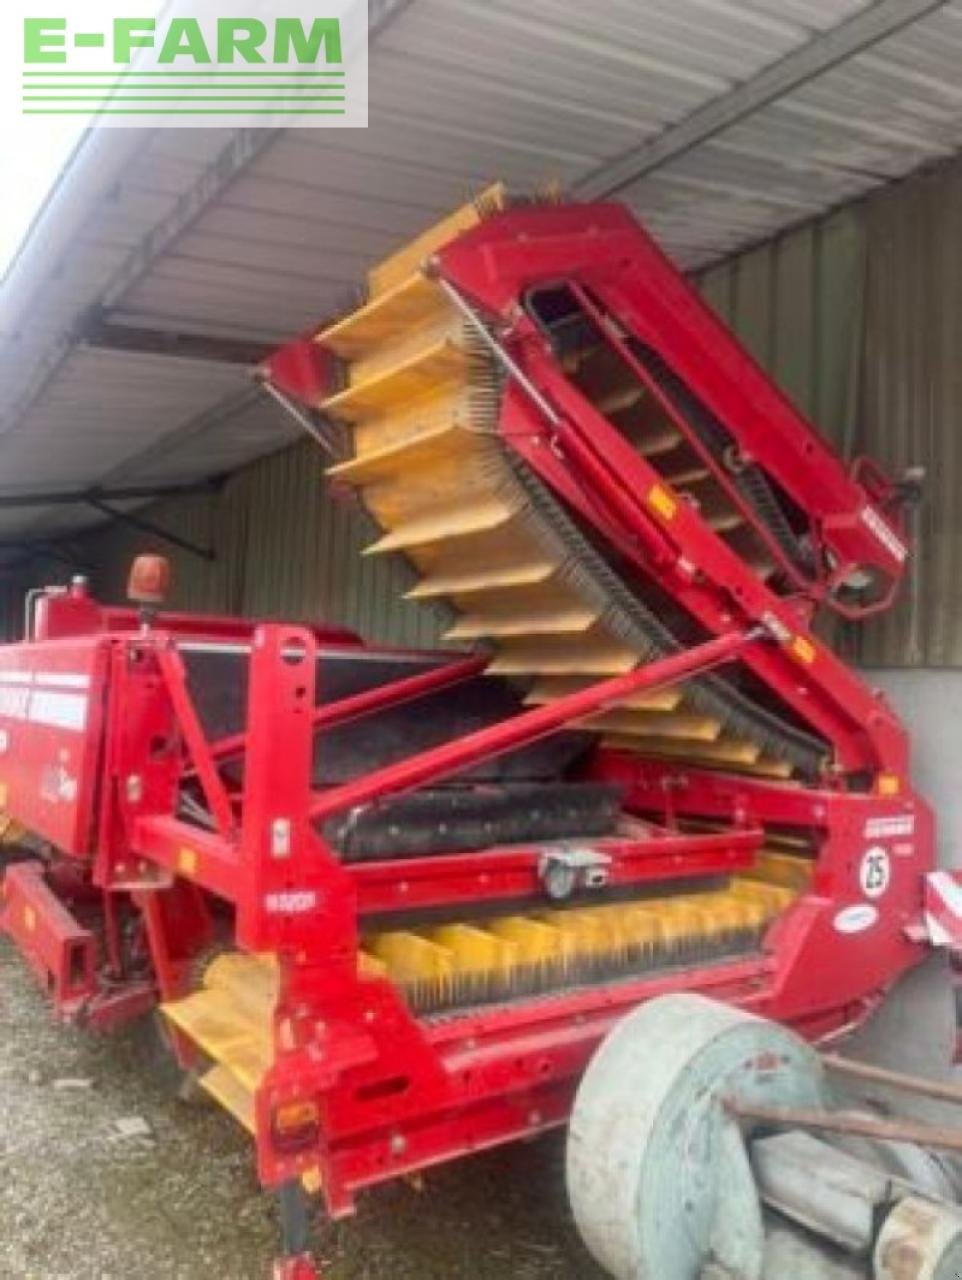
0;861;96;1012
133;814;241;901
348;828;761;916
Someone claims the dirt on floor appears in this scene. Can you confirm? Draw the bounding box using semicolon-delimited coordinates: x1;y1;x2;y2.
0;938;608;1280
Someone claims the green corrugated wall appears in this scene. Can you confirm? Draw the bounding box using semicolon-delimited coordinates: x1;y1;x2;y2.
697;204;865;662
853;160;962;668
699;159;962;668
698;206;865;455
78;440;448;647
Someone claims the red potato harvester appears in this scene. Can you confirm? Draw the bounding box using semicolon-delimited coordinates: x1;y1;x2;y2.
1;187;957;1279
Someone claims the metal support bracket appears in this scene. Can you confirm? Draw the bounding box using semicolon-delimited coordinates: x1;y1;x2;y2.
85;498;215;562
539;846;612;901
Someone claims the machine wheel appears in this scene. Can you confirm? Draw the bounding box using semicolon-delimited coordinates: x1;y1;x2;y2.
566;994;825;1280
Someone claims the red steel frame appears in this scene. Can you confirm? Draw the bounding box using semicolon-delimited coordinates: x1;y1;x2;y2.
0;585;937;1215
0;201;948;1277
429;203;913;779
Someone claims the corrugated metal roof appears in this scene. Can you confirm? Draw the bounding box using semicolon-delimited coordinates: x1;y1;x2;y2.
106;387;302;485
0;0;960;558
620;3;962;258
10;348;247;483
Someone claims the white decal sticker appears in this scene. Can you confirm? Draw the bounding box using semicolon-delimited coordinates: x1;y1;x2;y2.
865;815;915;840
834;904;879;935
264;890;318;916
28;691;88;732
271;817;292;860
859;845;892;899
58;771;78;803
41;764;77;804
860;505;907;563
0;687;30;719
35;672;90;690
0;686;88;732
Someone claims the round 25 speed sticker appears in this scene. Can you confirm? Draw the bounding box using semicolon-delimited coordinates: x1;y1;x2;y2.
859;845;892;899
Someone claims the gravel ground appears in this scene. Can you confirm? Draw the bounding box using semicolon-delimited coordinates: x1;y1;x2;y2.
6;933;948;1280
0;937;607;1280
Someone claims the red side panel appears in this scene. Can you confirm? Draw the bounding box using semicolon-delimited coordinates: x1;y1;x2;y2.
0;636;110;856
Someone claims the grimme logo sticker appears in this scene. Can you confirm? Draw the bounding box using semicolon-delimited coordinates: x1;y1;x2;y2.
833;904;878;936
9;0;367;127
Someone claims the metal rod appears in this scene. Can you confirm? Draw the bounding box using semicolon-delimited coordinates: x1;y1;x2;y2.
24;585;53;639
439;276;677;570
542;402;678;570
576;0;944;199
427;277;680;576
310;628;763;822
568;278;809;589
725;1098;962;1155
87;499;215;563
0;478;221;509
259;377;342;458
206;653;488;763
822;1054;962;1108
82;315;271;367
435;275;562;427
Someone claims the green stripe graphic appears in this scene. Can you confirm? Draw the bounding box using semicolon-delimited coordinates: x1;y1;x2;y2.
23;83;346;88
21;63;354;117
23;108;348;115
22;70;346;77
23;95;346;102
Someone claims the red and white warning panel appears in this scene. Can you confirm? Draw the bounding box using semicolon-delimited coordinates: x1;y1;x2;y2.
924;870;962;949
0;638;109;854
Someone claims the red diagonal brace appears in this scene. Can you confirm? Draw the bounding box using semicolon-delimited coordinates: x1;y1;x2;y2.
208;653;487;763
155;642;236;838
310;628;763;822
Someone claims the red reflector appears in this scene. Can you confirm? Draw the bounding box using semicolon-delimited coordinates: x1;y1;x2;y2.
272;1099;320;1153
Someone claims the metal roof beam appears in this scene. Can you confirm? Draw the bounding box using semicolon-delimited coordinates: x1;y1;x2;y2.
85;498;215;562
81;312;273;367
0;478;222;510
577;0;947;200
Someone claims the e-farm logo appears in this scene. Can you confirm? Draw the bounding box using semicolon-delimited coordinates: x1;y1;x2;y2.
15;1;367;127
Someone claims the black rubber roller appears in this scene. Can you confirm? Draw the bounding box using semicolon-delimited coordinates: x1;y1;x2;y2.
323;781;623;861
